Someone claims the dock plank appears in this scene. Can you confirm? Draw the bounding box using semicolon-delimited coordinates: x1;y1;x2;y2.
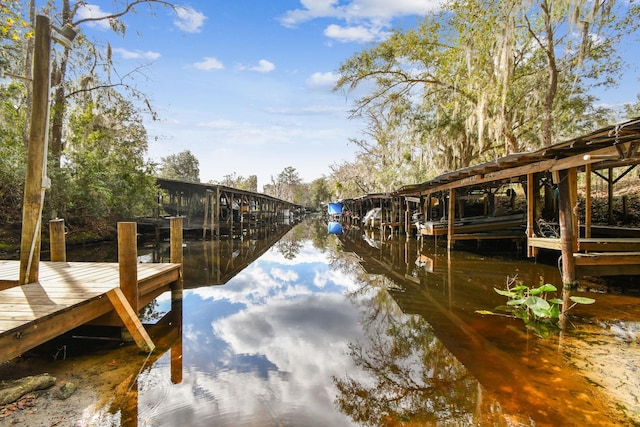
0;260;181;362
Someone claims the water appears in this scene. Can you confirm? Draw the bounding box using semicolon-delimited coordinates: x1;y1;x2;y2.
2;220;638;426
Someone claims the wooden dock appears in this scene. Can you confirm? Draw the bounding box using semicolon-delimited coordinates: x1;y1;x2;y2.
0;219;184;364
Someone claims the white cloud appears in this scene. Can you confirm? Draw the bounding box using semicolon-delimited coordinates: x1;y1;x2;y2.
75;4;112;30
112;47;161;60
280;0;442;43
237;59;276;73
174;6;207;33
253;59;276;73
324;23;382;43
306;71;338;88
279;0;441;27
193;57;224;71
271;267;298;282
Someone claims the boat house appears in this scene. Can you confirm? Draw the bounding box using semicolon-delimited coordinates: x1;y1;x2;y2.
342;117;640;285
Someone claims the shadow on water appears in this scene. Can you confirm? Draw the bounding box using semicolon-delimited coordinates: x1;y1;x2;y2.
1;219;638;426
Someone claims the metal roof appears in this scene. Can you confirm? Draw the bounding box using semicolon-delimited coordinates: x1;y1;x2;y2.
393;117;640;196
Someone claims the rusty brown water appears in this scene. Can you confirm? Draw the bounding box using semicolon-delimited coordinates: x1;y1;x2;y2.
0;220;638;426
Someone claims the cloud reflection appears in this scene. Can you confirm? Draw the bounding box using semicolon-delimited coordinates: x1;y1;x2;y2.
155;242;366;425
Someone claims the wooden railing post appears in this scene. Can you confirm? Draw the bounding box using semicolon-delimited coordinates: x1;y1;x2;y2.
118;222;138;312
170;217;183;265
49;219;66;262
170;216;184;303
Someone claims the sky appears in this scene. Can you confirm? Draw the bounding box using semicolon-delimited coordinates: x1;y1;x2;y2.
73;0;441;189
72;1;639;191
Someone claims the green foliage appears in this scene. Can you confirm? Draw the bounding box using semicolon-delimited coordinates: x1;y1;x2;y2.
215;172;257;192
157;150;200;182
478;277;595;336
333;0;639;190
265;166;304;203
58;97;158;223
309;177;332;209
0;82;27;223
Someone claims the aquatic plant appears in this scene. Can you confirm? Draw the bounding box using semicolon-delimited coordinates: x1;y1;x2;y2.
477;276;595;334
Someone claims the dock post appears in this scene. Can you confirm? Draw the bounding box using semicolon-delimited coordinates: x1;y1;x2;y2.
118;222;139;312
526;174;536;258
170;216;184;300
49;219;66;262
169;216;183;383
585;164;592;238
170;217;183;265
554;168;577;295
447;188;456;251
19;15;52;285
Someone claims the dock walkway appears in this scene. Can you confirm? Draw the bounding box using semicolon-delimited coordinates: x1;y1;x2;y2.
0;260;181;363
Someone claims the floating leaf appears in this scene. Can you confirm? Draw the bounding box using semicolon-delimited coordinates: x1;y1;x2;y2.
569;296;595;305
475;310;495;315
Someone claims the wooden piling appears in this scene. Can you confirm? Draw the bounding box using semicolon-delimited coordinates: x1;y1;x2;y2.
118;222;138;312
554;169;577;286
526;173;535;258
169;216;184;303
170;217;183;265
447;188;456;250
19;15;52;285
585;164;592;238
49;219;66;262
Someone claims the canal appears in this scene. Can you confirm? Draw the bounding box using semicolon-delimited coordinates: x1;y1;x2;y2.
1;219;638;426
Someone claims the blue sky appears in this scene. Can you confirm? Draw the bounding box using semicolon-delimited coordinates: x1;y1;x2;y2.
74;0;440;189
74;1;638;190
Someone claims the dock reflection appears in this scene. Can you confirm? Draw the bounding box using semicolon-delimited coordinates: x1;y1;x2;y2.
334;227;637;425
104;291;183;427
140;224;294;289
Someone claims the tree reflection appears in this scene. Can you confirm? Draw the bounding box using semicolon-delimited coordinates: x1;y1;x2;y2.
274;227;305;259
333;310;485;426
321;223;492;423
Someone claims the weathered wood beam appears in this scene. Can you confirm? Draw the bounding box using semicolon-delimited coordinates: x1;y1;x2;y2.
49;219;66;262
19;16;52;285
118;222;138;312
447;188;456;251
107;288;155;353
416;141;637;196
585;164;592;239
554;168;578;286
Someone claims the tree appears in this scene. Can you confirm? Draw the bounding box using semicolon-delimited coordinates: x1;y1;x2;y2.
265;166;302;202
334;0;638;181
309;177;332;210
216;173;258;192
157;150;200;182
46;0;182;167
0;82;27;224
0;0;32;75
58;91;158;223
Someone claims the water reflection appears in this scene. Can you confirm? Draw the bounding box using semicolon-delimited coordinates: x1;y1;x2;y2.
17;220;638;426
334;226;639;426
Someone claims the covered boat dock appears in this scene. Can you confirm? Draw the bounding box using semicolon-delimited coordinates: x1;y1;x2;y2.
343;117;640;283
